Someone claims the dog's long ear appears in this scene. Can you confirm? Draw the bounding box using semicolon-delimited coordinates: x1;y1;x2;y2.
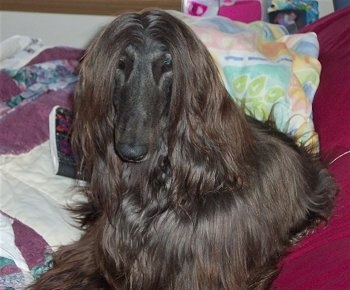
73;12;141;168
72;13;143;210
145;11;255;200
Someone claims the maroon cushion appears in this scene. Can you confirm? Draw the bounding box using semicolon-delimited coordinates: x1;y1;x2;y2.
274;155;350;289
273;8;350;289
300;7;350;162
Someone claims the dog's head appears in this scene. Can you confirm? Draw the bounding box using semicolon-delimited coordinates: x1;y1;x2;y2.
74;9;247;172
107;10;226;163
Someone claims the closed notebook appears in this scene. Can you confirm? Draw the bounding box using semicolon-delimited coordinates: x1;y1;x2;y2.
49;106;77;179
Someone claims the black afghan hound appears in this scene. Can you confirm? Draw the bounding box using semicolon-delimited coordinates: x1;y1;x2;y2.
29;9;336;290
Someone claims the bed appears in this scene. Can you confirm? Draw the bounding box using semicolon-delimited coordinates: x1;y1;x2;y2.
1;4;350;289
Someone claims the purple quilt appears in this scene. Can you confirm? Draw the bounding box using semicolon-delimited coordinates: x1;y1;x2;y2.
0;46;84;288
0;47;84;154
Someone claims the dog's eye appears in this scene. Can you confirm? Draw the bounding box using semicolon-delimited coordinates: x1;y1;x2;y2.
118;58;126;70
162;54;172;72
164;57;171;66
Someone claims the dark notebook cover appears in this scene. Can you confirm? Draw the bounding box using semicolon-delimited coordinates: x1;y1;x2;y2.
49;106;77;179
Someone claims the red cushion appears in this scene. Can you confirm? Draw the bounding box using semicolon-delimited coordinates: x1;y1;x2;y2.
274;8;350;290
274;155;350;289
300;7;350;162
273;8;350;289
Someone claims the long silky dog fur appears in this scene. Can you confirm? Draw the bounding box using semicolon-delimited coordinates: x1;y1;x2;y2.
29;9;336;290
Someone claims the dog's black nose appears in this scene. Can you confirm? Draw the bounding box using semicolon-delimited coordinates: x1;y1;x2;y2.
116;143;148;162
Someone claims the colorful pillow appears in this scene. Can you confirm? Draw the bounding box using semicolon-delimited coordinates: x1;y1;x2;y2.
172;11;321;149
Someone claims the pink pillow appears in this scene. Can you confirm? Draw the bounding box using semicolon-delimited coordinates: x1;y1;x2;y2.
183;0;263;23
219;0;263;23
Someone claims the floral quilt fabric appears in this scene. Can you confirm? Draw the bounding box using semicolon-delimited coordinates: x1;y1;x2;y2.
0;212;52;290
0;59;79;120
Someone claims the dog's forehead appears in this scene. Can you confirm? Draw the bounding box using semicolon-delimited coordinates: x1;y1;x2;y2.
124;37;168;59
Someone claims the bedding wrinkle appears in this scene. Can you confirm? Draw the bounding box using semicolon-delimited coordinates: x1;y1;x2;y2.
329;150;350;166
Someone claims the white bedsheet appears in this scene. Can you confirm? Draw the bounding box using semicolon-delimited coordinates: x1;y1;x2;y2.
0;141;83;249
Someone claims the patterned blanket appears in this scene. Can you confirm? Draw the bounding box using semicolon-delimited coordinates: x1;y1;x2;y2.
0;60;78;119
0;212;52;290
0;44;83;154
0;39;84;289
